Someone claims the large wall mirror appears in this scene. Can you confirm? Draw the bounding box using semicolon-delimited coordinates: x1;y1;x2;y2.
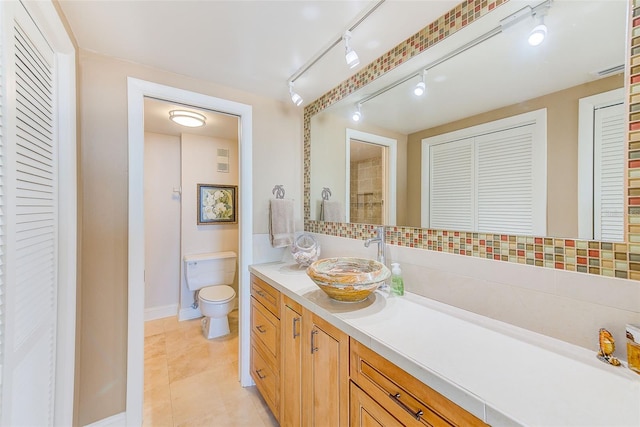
308;0;627;242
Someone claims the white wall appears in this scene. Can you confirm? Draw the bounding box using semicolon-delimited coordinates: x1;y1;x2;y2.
144;132;181;318
180;133;239;314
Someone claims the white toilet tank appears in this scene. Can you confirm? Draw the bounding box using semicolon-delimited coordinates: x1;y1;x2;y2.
184;251;237;291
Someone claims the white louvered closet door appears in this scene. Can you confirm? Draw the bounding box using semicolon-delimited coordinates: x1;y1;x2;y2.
475;125;534;235
594;103;625;242
1;3;58;425
429;138;474;231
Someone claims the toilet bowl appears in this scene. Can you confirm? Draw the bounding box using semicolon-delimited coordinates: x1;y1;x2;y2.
184;251;237;339
198;284;235;339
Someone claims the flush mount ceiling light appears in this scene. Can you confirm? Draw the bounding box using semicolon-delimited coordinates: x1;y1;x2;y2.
169;110;206;127
289;82;303;106
414;70;427;96
528;15;548;46
343;31;360;69
352;104;362;122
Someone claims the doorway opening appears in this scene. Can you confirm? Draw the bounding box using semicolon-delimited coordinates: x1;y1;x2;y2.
127;78;253;426
345;129;397;225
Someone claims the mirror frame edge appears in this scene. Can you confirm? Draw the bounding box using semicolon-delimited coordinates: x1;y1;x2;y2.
304;0;639;282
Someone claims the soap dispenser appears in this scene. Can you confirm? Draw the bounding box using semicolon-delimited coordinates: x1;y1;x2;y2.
390;263;404;296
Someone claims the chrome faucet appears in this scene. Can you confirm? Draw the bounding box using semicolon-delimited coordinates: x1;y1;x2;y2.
364;226;386;265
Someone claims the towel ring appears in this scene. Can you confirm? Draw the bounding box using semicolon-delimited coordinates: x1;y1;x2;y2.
321;187;332;201
272;185;285;199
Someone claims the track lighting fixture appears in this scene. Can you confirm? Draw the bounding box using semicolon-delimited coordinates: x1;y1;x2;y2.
352;104;362;122
343;31;360;69
289;82;303;106
414;70;427;96
528;14;548;46
169;110;206;127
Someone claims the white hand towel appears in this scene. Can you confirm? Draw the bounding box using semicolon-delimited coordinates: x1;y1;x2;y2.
321;200;345;223
269;199;295;248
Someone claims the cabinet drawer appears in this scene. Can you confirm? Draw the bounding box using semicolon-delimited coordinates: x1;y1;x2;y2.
251;274;280;318
350;381;403;426
251;297;279;360
350;339;488;427
251;344;279;420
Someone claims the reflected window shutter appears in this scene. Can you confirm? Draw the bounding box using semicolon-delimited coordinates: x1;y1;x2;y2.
429;138;474;230
475;125;534;235
594;103;625;242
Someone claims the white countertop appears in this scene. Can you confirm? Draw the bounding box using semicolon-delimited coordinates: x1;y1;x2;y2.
250;261;640;427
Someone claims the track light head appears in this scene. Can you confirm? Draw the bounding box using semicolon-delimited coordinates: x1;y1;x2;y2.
528;15;547;46
414;70;427;96
352;104;362;122
289;82;303;106
343;31;360;69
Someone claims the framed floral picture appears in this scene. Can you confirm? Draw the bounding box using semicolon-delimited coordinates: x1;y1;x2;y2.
197;184;237;224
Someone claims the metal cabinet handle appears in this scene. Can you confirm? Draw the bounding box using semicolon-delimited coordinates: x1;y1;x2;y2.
293;317;300;338
255;369;266;380
255;289;266;297
311;329;318;353
389;392;424;421
256;325;266;333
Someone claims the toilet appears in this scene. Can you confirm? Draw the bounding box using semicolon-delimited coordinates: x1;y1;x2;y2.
184;251;237;339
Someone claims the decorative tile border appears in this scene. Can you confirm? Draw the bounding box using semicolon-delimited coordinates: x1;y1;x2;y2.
305;0;639;281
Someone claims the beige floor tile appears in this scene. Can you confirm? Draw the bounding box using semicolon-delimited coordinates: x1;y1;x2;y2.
143;384;173;427
143;310;275;427
169;370;226;425
145;334;166;361
145;319;166;337
144;354;169;392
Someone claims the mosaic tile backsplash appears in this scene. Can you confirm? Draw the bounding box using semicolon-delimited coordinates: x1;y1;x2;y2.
305;0;639;281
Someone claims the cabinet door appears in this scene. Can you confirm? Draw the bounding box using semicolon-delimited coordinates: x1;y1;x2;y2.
281;296;303;427
302;311;349;427
351;381;404;427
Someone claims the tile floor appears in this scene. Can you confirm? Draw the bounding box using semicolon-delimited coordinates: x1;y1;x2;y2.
144;310;279;426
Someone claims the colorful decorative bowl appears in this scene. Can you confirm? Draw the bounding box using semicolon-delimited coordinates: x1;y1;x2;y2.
306;257;391;302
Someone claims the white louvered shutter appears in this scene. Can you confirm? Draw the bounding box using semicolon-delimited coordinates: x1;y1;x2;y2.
1;4;58;425
594;103;625;242
476;125;534;235
429;138;474;231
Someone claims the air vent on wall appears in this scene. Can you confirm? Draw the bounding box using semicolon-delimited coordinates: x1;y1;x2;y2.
217;148;229;173
591;64;625;78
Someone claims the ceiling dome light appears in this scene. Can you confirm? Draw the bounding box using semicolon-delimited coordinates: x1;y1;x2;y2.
414;70;427;96
289;82;303;106
352;104;362;122
528;16;547;46
343;31;360;69
169;110;206;127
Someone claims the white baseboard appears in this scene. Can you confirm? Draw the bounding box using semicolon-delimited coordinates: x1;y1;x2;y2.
144;304;178;321
83;412;126;427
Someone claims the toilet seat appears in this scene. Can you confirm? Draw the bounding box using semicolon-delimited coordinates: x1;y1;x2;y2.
199;285;235;303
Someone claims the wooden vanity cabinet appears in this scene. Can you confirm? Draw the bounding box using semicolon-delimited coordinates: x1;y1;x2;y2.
302;310;350;426
280;295;303;427
250;274;281;421
350;339;488;427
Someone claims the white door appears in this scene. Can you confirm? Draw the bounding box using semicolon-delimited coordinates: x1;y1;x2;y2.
0;1;76;425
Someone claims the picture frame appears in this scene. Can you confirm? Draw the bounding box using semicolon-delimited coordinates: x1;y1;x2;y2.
197;184;237;225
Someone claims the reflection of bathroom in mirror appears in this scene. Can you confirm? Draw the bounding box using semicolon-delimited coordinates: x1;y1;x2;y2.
308;0;626;240
349;140;385;224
